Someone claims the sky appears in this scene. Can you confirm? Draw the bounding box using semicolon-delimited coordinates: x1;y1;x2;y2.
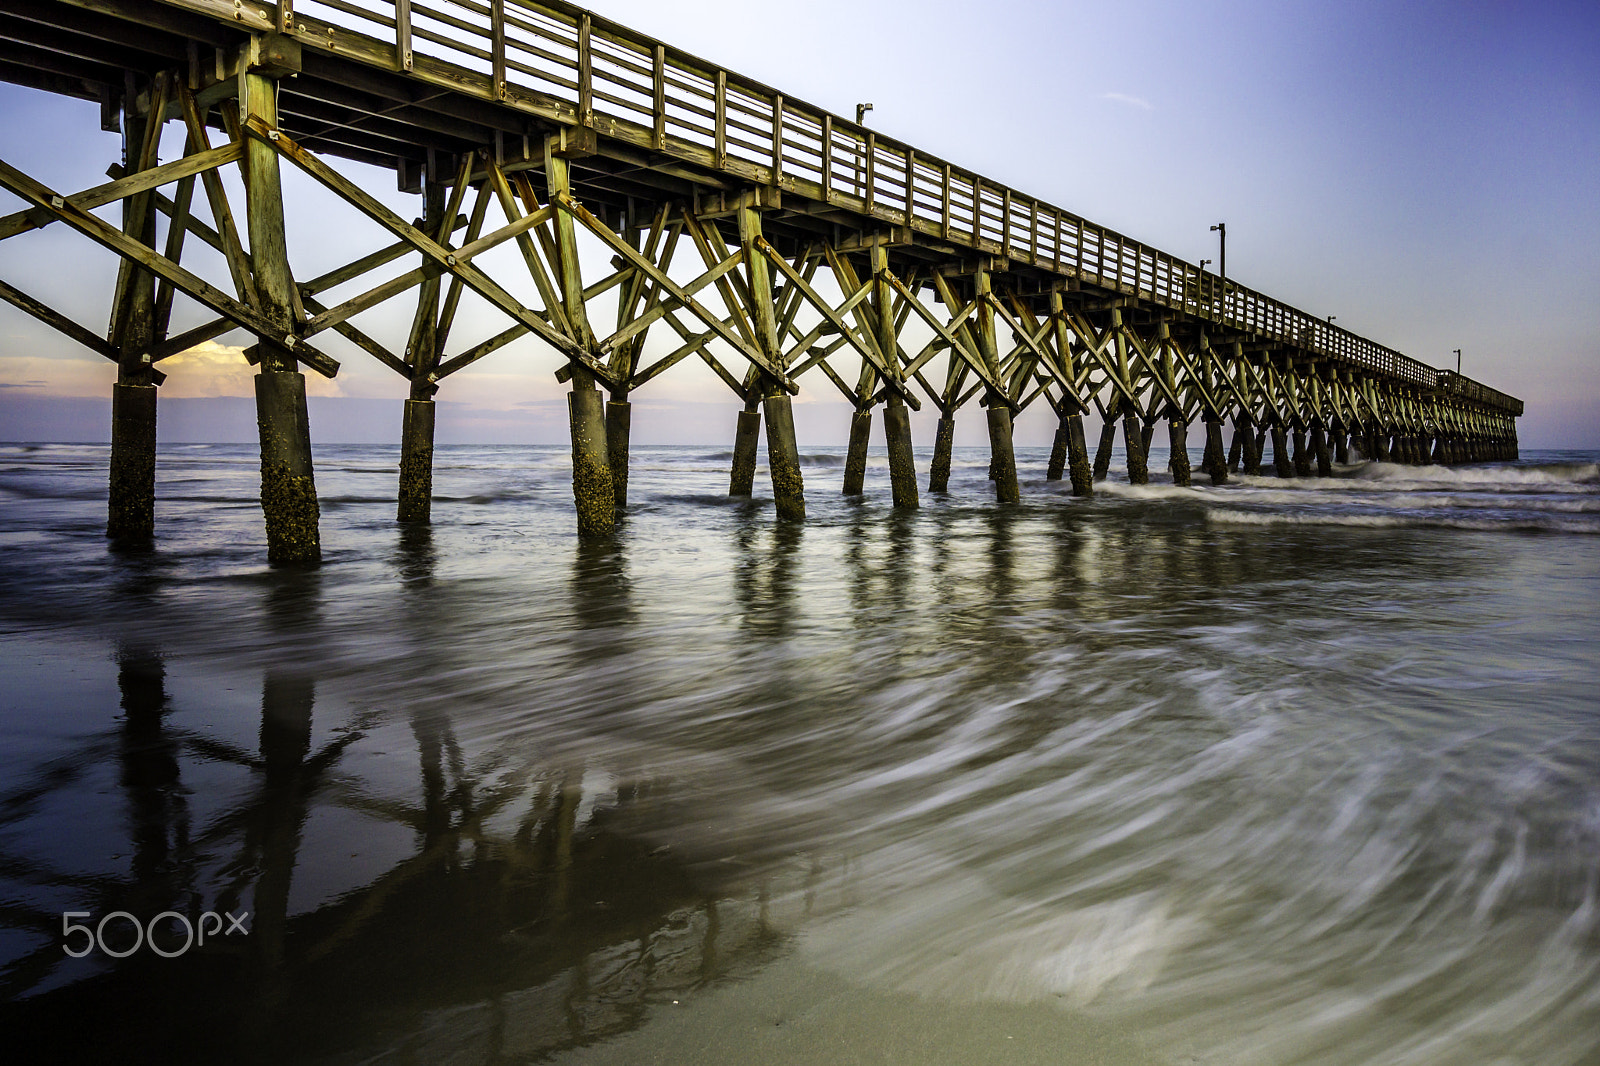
1;0;1596;447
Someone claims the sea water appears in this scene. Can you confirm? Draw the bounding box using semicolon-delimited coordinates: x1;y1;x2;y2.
1;443;1596;1064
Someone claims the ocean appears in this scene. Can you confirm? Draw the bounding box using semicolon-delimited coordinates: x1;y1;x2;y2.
1;441;1597;1065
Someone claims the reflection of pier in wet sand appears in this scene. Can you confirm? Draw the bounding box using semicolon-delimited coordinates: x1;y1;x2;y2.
0;643;836;1062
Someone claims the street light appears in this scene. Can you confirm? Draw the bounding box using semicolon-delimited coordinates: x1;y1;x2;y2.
1199;258;1211;272
856;102;873;125
1454;348;1462;375
1327;315;1336;324
1209;222;1226;281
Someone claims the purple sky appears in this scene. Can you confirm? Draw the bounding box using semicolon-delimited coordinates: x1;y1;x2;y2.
2;0;1596;446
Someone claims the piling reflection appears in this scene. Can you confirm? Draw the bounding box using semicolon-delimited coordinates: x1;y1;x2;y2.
392;522;438;587
0;631;813;1064
117;646;189;906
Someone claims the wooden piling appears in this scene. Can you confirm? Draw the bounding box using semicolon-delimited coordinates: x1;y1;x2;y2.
763;391;805;521
1292;427;1312;477
255;370;321;563
245;71;320;563
1204;419;1228;485
1271;424;1293;477
1047;413;1068;481
108;383;158;541
843;407;871;494
1334;425;1350;464
1241;415;1263;476
929;415;955;493
986;404;1021;503
606;399;631;509
883;396;919;508
1064;414;1094;496
398;176;445;524
1093;415;1118;481
396;398;435;522
567;384;614;536
1123;412;1148;484
729;404;761;496
106;79;162;544
1311;422;1332;477
1169;420;1191;487
1227;419;1245;473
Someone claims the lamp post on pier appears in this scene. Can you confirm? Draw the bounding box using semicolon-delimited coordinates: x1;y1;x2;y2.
1209;222;1226;282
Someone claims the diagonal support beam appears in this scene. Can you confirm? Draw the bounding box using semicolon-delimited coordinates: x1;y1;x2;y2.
0;277;120;362
0;141;245;244
555;193;794;392
0;155;339;378
246;119;615;388
754;234;917;408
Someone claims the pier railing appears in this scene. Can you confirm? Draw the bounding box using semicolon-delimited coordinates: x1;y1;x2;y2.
160;0;1517;412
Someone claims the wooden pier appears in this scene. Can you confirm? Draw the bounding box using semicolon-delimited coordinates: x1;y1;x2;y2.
0;0;1524;560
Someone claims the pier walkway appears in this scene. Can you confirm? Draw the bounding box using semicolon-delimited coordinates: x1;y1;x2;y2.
0;0;1523;560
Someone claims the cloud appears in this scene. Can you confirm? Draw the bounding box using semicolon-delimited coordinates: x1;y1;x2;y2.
0;381;45;388
1099;92;1154;111
159;340;344;399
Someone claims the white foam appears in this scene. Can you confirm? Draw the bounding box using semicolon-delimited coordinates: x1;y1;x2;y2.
1204;507;1600;534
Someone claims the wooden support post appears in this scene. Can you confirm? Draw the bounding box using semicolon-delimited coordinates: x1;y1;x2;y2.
607;400;631;509
547;144;614;536
844;407;871;494
1333;422;1350;464
884;398;918;506
1227;419;1244;473
929;415;955;493
741;204;803;520
1169;419;1191;487
1124;410;1148;484
1292;426;1311;477
1204;418;1228;485
245;72;320;563
729;404;761;496
874;242;917;508
973;267;1018;502
1047;414;1068;480
1311;422;1332;477
1271;423;1293;477
1241;414;1263;476
987;405;1020;502
1372;430;1390;463
109;384;157;542
1063;414;1093;496
1093;413;1118;482
1140;420;1155;463
763;392;804;521
397;399;435;522
107;75;165;544
398;176;445;524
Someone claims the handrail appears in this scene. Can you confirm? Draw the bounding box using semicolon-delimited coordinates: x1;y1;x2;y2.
178;0;1521;413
